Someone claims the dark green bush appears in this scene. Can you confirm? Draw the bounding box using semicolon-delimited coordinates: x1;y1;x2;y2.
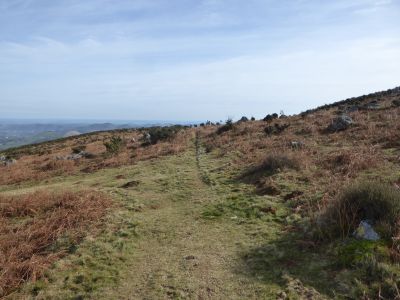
141;126;182;146
264;123;290;135
216;119;234;135
104;136;125;155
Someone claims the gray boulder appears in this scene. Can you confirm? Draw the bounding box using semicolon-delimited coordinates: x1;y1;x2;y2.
353;220;380;241
142;132;152;144
2;158;16;166
290;141;305;150
327;115;353;132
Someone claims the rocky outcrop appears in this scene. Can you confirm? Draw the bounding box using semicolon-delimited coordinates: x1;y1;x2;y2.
0;155;16;166
326;115;353;133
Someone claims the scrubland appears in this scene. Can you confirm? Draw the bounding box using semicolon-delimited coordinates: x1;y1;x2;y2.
1;88;400;299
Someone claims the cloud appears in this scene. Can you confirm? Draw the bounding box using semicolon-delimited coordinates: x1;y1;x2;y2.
0;0;399;120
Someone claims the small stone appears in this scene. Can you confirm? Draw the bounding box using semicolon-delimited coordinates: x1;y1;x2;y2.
353;220;380;241
290;141;305;150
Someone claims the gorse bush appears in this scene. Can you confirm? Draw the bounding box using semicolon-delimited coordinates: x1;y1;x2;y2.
142;126;181;146
322;181;400;239
264;123;290;135
104;136;125;155
216;119;234;135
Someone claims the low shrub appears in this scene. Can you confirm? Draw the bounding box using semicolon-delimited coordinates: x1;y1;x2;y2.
104;136;125;155
239;153;300;182
321;181;400;239
216;119;234;135
264;123;290;135
263;113;278;122
39;159;75;173
146;126;180;145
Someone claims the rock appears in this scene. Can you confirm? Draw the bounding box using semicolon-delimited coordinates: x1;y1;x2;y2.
184;255;196;260
121;180;140;188
79;151;95;159
1;156;16;166
327;115;353;132
141;132;152;144
353;220;380;241
290;141;304;150
2;159;16;166
66;154;82;160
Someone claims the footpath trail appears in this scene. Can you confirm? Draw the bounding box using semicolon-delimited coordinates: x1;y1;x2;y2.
98;143;279;299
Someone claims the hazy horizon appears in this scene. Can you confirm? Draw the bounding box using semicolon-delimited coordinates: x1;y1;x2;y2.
0;118;198;125
1;0;400;120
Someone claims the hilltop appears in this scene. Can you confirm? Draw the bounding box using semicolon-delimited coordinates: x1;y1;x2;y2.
1;87;400;299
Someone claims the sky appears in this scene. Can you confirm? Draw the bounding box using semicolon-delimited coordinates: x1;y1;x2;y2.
0;0;399;121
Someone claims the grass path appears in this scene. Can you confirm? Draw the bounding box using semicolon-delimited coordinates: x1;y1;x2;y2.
98;142;279;299
9;139;333;299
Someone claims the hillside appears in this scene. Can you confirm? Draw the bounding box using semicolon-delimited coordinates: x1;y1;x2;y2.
1;87;400;299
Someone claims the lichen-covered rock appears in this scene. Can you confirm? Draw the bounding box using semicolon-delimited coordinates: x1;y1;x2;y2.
0;156;16;166
327;115;353;132
353;220;380;241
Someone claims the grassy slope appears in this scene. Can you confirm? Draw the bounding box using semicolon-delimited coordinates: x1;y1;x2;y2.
5;136;335;300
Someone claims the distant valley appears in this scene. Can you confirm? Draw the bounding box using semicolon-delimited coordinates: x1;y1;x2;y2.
0;120;191;150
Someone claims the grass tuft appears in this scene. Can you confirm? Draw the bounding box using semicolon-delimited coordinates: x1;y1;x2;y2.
320;181;400;239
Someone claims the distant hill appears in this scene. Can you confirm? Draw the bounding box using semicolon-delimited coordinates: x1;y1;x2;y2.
0;120;193;150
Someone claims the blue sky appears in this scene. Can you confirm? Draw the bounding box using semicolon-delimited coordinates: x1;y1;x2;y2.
0;0;399;121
